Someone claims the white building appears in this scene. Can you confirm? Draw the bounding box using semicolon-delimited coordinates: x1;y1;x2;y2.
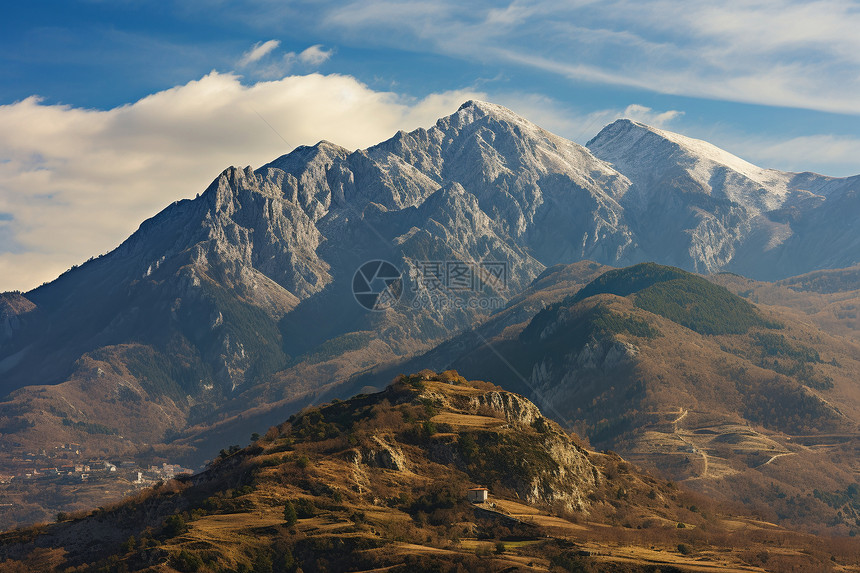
467;487;488;503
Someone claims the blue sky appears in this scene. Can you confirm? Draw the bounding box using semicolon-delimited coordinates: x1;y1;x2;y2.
2;0;860;291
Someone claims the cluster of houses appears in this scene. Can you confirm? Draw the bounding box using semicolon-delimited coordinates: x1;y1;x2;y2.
0;444;191;486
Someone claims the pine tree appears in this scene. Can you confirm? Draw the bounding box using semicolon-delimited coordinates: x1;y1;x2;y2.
283;500;297;526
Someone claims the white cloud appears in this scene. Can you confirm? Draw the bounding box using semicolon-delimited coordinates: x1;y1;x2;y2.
238;39;281;67
0;73;484;292
298;44;333;66
620;104;683;127
238;41;334;79
707;132;860;176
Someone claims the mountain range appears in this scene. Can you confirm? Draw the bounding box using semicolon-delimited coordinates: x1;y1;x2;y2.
1;101;859;530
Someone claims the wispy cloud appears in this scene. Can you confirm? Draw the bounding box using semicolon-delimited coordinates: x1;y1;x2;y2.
237;40;334;79
703;131;860;177
239;39;281;67
298;44;333;66
0;73;483;292
321;0;860;115
620;105;683;127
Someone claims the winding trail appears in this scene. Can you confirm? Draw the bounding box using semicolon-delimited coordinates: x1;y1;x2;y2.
672;408;709;478
756;452;795;468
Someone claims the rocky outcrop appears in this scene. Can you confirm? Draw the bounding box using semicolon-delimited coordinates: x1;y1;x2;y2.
575;337;638;370
524;434;599;512
468;391;542;425
351;435;408;472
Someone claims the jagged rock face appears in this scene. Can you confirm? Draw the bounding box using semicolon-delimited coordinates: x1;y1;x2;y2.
468;391;542;426
575;338;638;370
771;187;860;278
527;434;599;512
468;390;599;512
369;101;637;266
351;436;409;472
119;164;331;302
525;333;638;418
23;101;640;386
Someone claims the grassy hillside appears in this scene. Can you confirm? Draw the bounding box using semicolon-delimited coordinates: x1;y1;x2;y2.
5;372;857;572
441;263;860;536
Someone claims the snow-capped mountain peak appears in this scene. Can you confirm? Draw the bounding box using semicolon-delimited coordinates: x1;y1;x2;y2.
587;118;798;213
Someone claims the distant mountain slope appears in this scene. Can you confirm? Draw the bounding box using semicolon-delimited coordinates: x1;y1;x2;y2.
776;264;860;295
392;263;860;534
587;119;860;277
2;372;849;573
711;265;860;344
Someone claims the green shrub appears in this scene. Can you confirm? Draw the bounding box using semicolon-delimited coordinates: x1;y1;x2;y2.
298;332;373;365
533;262;777;336
753;332;821;363
294;498;316;518
251;550;273;573
283;501;297;526
219;445;242;458
120;535;136;552
61;417;118;435
163;514;188;538
571;262;689;302
174;550;203;572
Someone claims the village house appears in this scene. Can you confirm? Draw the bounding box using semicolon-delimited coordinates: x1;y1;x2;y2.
467;487;488;503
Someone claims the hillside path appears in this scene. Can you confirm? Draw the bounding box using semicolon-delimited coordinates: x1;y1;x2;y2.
757;452;795;468
672;408;709;478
